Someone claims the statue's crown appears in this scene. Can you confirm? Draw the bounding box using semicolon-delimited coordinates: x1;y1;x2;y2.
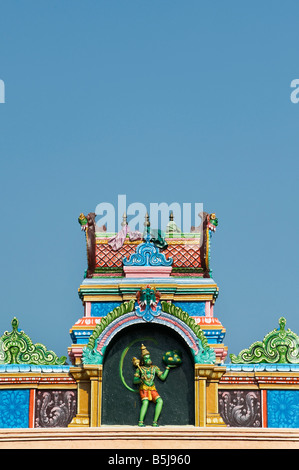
141;344;150;357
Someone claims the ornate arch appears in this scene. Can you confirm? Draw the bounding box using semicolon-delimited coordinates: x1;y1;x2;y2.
82;299;216;365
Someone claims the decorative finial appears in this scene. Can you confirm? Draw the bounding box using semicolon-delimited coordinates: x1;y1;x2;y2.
144;212;150;235
11;317;19;331
144;212;150;227
279;317;286;331
121;212;128;227
169;212;174;221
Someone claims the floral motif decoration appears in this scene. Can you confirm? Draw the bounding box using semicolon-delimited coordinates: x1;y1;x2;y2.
0;318;67;365
267;390;299;428
218;390;261;427
230;317;299;364
35;390;77;428
0;390;30;428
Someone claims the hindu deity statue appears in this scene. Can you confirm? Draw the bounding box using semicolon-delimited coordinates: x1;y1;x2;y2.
132;344;181;426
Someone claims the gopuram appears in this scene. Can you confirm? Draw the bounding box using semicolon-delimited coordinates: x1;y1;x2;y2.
0;208;299;430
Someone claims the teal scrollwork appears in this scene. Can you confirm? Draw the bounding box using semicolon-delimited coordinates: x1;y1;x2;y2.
0;318;67;366
123;233;173;267
230;317;299;364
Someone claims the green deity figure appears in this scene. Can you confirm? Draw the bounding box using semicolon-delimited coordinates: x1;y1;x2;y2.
132;344;181;427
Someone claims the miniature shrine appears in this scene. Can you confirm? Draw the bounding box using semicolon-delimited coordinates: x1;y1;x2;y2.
0;208;298;429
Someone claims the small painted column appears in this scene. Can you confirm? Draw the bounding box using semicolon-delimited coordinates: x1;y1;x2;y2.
85;365;103;427
194;364;226;427
69;365;103;427
206;366;226;426
68;366;90;427
194;369;207;426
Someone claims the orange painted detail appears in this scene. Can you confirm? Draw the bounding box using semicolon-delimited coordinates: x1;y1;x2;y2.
29;389;35;428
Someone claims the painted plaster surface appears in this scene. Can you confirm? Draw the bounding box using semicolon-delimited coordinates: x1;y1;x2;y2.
91;302;121;316
174;302;205;316
0;427;299;449
267;390;299;428
0;389;30;428
80;277;218;286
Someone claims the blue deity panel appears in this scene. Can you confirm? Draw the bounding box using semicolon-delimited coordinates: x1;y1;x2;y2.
0;389;30;428
267;390;299;428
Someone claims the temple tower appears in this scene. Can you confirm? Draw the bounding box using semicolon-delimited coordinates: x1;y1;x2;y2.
68;210;227;427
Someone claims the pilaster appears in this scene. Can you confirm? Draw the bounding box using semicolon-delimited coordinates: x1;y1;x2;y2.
194;364;226;427
68;366;90;427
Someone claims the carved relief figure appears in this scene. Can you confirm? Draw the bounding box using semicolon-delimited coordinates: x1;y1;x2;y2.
132;344;181;427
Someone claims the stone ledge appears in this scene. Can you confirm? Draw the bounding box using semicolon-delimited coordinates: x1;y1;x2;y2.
0;426;299;449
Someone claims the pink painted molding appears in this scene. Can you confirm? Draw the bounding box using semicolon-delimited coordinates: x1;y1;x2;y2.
213;346;228;363
68;346;84;364
123;266;172;278
84;302;91;317
205;302;214;317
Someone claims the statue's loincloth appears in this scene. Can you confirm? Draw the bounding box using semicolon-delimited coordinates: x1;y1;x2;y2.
139;384;160;402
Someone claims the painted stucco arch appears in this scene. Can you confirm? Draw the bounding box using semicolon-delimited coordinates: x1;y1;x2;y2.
82;301;216;365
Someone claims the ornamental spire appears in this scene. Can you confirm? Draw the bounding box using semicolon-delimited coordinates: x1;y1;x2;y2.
0;317;67;365
230;317;299;364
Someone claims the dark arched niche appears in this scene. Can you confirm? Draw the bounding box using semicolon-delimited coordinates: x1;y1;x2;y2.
101;322;194;426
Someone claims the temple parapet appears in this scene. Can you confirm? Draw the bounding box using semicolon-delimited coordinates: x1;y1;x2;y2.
78;211;218;279
68;208;226;427
70;210;227;366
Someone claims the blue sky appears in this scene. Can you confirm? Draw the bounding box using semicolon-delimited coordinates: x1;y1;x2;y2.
0;0;298;361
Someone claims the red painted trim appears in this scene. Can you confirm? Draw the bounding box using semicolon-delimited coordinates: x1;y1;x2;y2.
29;389;35;428
262;390;267;428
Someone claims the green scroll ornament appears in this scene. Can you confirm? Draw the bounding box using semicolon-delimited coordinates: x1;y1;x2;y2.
230;317;299;364
0;318;67;365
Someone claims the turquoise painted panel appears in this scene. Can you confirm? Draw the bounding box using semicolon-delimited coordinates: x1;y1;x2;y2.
70;329;93;344
202;329;225;345
91;302;121;317
174;302;205;316
0;389;30;428
91;301;205;317
267;390;299;428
